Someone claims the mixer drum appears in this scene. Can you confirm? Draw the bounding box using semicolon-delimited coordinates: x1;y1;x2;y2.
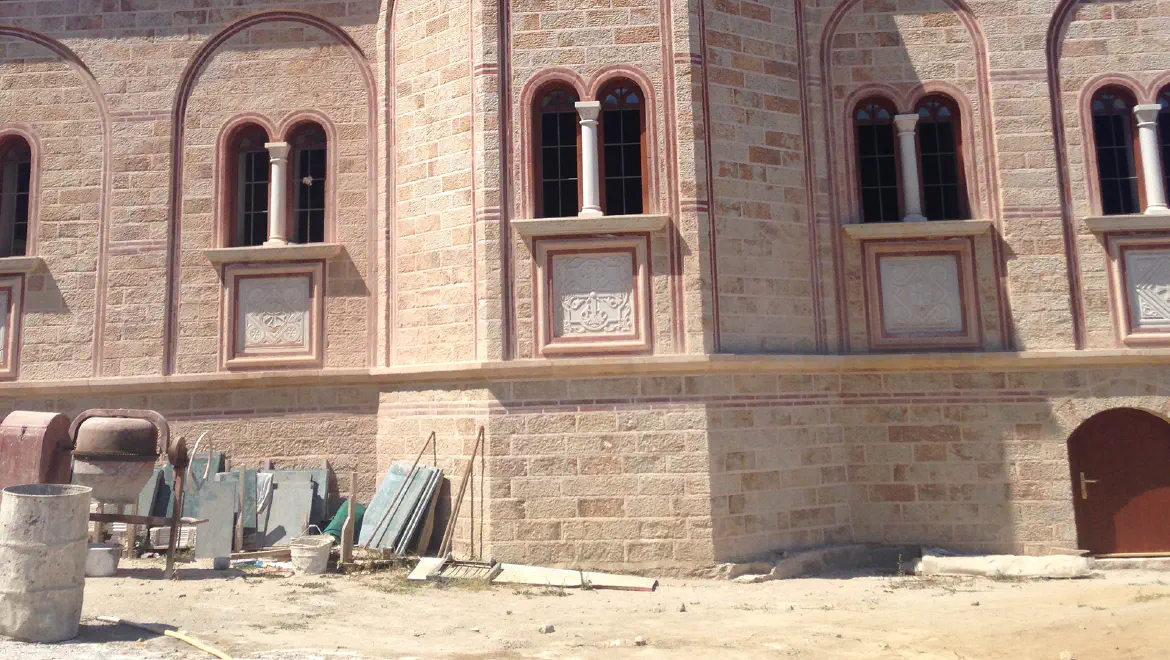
71;414;162;505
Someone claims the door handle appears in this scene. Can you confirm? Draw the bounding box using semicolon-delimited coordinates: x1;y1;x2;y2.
1080;472;1099;500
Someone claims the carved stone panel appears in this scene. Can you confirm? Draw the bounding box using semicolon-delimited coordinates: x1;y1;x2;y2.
533;237;651;355
550;253;635;338
878;255;964;335
223;262;323;369
236;275;312;354
1123;248;1170;331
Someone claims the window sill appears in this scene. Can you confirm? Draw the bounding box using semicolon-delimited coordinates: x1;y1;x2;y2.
204;243;342;265
0;256;45;274
513;213;670;237
1084;214;1170;234
842;219;993;240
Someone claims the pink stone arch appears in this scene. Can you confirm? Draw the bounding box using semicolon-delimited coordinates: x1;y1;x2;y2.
1074;73;1146;217
164;10;378;374
817;0;1006;353
0;26;112;376
588;65;662;214
518;68;588;220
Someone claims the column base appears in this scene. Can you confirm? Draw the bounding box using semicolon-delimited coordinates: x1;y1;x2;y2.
903;214;928;223
263;238;288;247
578;208;603;219
1144;205;1170;216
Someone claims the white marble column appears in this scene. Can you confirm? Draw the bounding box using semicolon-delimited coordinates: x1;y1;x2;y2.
264;141;291;245
574;101;603;218
1134;104;1170;215
893;114;927;222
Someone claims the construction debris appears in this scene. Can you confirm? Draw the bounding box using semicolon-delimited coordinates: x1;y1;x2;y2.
406;558;658;592
912;551;1094;579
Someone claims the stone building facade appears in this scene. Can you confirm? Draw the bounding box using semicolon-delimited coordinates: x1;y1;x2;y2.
0;0;1168;569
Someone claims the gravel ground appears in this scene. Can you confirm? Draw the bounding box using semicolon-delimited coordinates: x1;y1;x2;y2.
2;558;1169;659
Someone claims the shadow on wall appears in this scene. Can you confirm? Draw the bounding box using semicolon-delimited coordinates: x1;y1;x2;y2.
703;370;1092;565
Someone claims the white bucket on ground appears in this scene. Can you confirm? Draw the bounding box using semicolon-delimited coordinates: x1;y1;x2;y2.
85;543;121;577
289;534;332;575
0;484;92;642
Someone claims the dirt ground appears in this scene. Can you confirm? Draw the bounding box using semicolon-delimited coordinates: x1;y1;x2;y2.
3;558;1169;660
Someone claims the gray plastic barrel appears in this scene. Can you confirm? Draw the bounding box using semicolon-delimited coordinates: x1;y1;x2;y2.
0;484;91;642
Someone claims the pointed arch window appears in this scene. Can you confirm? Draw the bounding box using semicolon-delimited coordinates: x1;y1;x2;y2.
1092;89;1140;216
0;136;30;257
230;125;271;247
289;123;327;244
600;84;645;216
536;88;580;218
916;96;966;220
855;99;900;223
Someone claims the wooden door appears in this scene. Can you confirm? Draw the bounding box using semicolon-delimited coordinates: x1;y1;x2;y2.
1068;408;1170;555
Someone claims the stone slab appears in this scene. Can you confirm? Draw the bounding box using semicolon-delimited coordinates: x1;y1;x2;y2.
914;553;1093;579
194;480;235;560
260;481;313;547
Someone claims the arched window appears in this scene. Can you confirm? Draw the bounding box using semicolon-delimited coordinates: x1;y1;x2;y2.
600;83;645;216
289;122;327;244
1092;89;1139;216
916;96;966;220
0;136;30;257
855;99;899;223
536;88;580;218
228;125;271;247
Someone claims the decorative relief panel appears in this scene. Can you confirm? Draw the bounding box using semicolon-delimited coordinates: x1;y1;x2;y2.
237;276;312;353
0;275;22;378
1122;248;1170;332
878;255;964;335
863;239;980;350
550;253;635;338
222;262;323;369
534;237;651;356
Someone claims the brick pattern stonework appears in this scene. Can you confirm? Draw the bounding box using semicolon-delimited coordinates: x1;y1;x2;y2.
0;0;1167;569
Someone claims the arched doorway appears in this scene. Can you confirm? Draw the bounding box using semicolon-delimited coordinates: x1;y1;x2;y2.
1068;408;1170;554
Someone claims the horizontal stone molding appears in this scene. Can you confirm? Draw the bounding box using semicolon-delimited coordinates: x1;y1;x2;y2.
843;220;993;241
1084;215;1170;234
0;256;45;274
3;350;1170;396
204;243;343;265
513;214;670;237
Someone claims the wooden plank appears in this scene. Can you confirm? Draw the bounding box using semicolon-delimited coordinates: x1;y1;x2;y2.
340;472;356;564
231;548;292;561
89;513;206;526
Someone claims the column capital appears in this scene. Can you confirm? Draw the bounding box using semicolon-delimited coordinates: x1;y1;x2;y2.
893;113;919;134
264;141;291;160
574;101;601;122
1134;104;1162;127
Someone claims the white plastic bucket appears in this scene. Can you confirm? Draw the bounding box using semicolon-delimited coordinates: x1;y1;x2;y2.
0;484;92;642
289;533;332;575
85;543;121;577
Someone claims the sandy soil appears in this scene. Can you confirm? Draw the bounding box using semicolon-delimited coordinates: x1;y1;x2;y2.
3;558;1169;659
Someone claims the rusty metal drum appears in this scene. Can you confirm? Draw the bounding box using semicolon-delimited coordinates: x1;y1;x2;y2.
0;411;73;495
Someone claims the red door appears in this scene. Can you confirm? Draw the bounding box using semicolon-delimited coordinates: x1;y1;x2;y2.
1068;408;1170;555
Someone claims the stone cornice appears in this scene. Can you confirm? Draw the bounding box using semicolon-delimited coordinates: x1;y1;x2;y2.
2;349;1170;396
843;219;993;240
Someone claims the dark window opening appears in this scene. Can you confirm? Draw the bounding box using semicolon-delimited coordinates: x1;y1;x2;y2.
234;127;271;247
601;85;644;215
538;89;579;218
0;138;31;257
916;97;965;221
1092;91;1139;216
855;101;899;223
291;124;327;244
